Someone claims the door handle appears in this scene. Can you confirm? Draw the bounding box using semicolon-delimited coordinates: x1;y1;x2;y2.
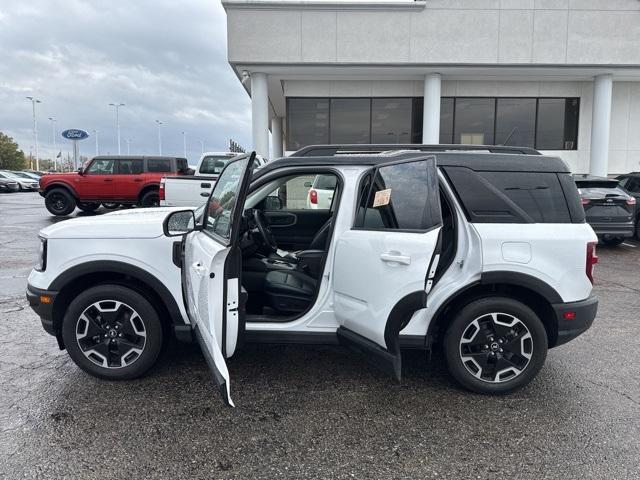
103;178;113;182
134;178;143;182
380;252;411;265
200;192;209;197
200;183;211;188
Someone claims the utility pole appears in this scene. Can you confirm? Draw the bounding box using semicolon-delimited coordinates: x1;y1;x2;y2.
155;120;163;155
125;138;131;155
48;117;57;171
92;129;99;156
26;96;42;170
182;131;187;158
108;103;125;154
199;139;204;155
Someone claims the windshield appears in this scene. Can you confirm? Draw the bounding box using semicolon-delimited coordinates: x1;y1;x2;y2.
0;171;20;179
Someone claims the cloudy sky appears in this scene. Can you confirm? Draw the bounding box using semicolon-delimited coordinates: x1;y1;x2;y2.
0;0;251;164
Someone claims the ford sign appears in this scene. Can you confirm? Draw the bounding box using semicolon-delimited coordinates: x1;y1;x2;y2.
61;129;89;140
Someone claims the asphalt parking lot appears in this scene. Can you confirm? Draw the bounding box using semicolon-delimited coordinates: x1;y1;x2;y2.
1;192;639;480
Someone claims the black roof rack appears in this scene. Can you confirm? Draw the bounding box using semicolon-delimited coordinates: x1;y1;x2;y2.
291;144;542;157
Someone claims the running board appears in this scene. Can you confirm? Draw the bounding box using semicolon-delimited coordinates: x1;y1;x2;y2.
337;326;401;382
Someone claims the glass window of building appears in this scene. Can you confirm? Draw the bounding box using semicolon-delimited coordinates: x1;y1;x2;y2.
330;98;371;144
287;98;329;150
371;98;412;144
495;98;537;148
454;98;496;145
536;98;565;149
439;98;454;144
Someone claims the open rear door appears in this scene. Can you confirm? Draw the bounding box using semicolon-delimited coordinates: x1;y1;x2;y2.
183;153;255;406
333;155;442;381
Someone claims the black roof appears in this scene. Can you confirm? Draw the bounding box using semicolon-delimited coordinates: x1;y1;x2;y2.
90;155;187;161
254;147;569;179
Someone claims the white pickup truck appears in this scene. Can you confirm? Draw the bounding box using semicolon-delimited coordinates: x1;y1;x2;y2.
160;151;266;208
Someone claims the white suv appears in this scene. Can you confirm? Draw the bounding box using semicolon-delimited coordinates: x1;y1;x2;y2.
27;145;598;406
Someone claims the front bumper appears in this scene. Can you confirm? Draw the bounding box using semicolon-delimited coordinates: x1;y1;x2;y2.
0;184;19;192
552;296;598;347
26;284;58;337
588;222;634;238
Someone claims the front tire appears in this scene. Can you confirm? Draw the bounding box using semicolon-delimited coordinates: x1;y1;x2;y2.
139;190;159;207
77;202;100;213
444;297;548;395
45;188;76;216
61;285;163;380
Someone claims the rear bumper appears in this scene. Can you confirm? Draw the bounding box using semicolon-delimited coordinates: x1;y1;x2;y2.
551;296;598;347
588;222;634;238
0;184;19;192
26;284;58;337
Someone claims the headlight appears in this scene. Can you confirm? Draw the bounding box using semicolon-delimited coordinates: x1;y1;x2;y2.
35;237;47;271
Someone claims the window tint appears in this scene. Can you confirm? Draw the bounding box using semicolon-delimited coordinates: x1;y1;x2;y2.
313;174;337;191
495;98;536;148
624;177;640;193
264;174;337;211
117;159;143;174
205;157;249;240
536;98;579;150
147;158;172;173
330;98;370;144
480;171;571;223
371;98;412;144
200;155;234;175
287;98;329;150
356;159;440;231
87;159;115;174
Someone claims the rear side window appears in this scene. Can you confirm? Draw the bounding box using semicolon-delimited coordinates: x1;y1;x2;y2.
117;159;143;174
355;159;441;231
147;158;172;173
444;167;572;223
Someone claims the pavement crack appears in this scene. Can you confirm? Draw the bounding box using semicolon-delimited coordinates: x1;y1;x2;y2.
584;378;640;407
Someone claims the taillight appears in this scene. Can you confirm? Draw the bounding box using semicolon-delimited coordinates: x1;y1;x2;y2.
159;178;165;201
581;198;590;206
586;241;598;285
627;197;636;206
309;188;317;205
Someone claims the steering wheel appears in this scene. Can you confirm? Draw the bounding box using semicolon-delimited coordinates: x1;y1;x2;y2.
253;210;278;253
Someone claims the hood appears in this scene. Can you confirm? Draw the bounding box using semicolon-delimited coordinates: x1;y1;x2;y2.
40;207;189;240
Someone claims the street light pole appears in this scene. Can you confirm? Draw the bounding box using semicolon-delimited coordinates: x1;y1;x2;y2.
48;117;57;171
155;120;163;155
125;138;131;155
199;139;204;155
92;129;99;156
26;96;42;171
108;103;125;154
182;131;187;158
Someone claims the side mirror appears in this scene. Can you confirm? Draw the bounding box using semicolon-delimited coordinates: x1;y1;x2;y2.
77;167;85;175
264;196;283;210
163;210;197;237
304;181;312;188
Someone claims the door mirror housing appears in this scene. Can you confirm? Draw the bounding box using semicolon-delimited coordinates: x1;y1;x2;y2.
264;195;283;210
77;167;85;175
163;210;198;237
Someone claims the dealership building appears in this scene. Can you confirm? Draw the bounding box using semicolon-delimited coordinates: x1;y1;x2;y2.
223;0;640;175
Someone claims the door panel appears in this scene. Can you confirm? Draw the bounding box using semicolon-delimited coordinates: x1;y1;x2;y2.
264;209;331;250
332;155;442;381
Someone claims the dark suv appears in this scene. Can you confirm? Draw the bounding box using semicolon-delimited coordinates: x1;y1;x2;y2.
39;156;189;216
616;173;640;239
574;175;636;245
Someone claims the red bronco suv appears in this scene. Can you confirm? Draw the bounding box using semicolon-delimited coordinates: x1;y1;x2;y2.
39;156;189;216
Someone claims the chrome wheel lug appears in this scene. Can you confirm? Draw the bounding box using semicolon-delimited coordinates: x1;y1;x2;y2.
499;348;503;353
483;344;488;349
498;339;503;344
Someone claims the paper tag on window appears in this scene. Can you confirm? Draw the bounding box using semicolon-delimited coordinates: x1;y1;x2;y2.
276;249;288;257
372;188;391;208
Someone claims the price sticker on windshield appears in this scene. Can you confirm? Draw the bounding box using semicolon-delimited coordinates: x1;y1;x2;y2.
373;188;391;208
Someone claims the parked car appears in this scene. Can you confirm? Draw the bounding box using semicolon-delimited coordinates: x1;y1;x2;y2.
616;172;640;239
27;145;598;406
574;174;635;245
160;152;267;208
38;155;189;216
0;170;39;191
8;170;41;181
305;174;337;209
0;177;20;193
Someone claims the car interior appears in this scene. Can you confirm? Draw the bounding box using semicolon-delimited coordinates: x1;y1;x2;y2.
238;172;340;321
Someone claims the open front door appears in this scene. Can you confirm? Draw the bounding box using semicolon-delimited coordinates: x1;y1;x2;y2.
184;153;255;406
333;155;442;381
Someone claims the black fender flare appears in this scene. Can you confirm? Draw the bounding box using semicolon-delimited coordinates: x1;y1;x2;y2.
49;260;185;326
44;182;78;199
480;271;563;304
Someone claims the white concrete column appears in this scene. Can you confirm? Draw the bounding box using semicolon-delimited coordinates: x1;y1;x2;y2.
422;73;442;144
589;74;613;177
271;116;284;159
251;72;269;158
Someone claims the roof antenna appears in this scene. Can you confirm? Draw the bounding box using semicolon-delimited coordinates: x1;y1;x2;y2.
501;127;518;146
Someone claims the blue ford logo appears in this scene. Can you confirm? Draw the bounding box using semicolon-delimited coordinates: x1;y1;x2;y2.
61;129;89;140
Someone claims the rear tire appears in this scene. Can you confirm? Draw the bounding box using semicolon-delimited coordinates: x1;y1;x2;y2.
139;190;159;208
102;202;120;210
444;297;548;395
45;188;76;216
77;202;100;213
61;285;163;380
